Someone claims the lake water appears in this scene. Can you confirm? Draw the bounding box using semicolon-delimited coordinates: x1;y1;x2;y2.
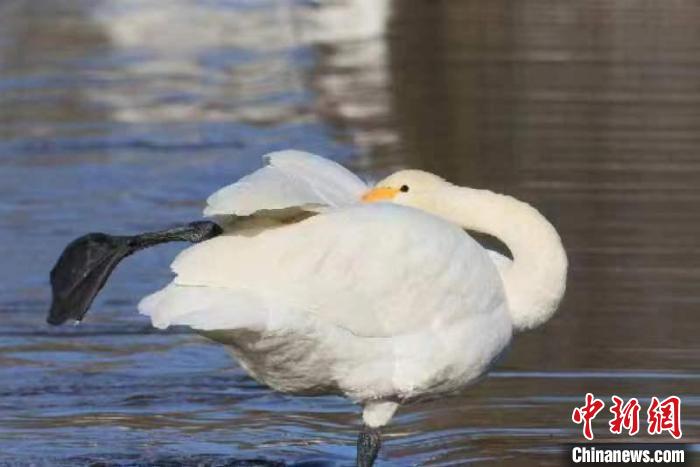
1;1;698;465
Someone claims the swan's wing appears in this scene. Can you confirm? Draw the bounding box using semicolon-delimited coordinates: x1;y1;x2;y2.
140;204;507;338
140;283;272;331
204;150;368;217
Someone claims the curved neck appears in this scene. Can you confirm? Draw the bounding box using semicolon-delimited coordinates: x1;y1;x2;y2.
431;185;568;330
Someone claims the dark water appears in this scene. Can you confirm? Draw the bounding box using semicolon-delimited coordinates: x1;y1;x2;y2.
1;1;699;465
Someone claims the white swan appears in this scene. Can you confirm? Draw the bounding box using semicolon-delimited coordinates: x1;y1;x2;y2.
137;150;568;466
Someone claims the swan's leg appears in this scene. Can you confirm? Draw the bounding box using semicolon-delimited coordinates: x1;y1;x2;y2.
357;400;399;466
357;424;381;467
47;221;222;325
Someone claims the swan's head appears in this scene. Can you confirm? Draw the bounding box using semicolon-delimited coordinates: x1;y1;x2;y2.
361;170;447;211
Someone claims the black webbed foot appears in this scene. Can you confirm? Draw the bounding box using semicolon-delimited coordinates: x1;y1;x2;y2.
47;221;222;325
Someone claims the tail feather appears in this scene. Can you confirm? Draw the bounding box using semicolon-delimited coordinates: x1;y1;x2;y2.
139;284;272;332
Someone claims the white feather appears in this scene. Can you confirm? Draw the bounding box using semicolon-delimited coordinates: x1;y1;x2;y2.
203;150;368;217
487;249;513;273
138;204;513;401
139;284;271;332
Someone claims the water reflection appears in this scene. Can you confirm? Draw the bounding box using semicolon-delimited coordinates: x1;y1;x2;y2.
90;0;310;125
0;0;698;465
386;0;700;371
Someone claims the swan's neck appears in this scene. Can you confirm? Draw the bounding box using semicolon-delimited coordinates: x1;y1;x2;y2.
431;186;568;330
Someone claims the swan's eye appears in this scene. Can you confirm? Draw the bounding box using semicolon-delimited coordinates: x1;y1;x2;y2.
400;185;410;193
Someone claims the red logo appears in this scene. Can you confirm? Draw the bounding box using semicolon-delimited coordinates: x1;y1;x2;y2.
572;393;605;440
647;396;682;439
572;394;682;440
609;396;641;436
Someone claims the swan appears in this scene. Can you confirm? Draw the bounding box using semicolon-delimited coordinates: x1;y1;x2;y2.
47;150;567;466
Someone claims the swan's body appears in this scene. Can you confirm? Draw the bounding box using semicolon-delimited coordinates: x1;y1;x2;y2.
142;204;511;402
136;150;567;464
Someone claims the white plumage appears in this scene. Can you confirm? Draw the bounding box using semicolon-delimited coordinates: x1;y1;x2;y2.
141;202;511;399
204;150;367;217
138;150;567;462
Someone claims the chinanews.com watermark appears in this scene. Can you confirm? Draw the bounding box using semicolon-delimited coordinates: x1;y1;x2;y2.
566;393;693;465
569;444;686;464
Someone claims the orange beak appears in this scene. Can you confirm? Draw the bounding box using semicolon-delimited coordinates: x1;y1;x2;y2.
361;186;400;203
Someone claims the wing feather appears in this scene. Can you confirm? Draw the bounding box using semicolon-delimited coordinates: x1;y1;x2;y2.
140;204;506;338
204;150;367;217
